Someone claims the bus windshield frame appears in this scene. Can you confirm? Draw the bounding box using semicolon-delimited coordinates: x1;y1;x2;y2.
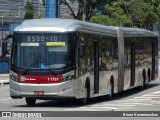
11;32;75;75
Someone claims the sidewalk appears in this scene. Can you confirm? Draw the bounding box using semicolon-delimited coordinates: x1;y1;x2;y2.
0;74;9;85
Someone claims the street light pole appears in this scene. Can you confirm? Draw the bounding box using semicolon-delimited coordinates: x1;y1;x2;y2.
0;16;3;56
1;16;3;44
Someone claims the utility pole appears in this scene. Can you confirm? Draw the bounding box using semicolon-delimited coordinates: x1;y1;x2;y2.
45;0;60;18
18;2;21;17
56;0;58;18
0;16;3;56
82;1;86;21
1;16;3;44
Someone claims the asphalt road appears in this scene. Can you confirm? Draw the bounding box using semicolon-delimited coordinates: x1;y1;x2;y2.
0;78;160;117
0;78;160;111
0;69;160;119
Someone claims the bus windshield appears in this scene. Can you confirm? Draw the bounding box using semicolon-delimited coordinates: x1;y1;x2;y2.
12;33;74;70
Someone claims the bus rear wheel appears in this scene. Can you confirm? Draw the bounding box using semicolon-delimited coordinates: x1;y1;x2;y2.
25;97;36;106
108;81;114;99
78;85;89;105
141;71;147;89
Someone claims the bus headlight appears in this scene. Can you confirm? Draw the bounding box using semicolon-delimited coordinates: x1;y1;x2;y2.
10;74;19;82
61;75;74;82
61;76;67;82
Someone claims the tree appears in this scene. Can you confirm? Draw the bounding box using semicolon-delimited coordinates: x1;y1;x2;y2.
91;0;132;26
90;0;160;30
24;1;34;19
125;0;160;29
61;0;106;21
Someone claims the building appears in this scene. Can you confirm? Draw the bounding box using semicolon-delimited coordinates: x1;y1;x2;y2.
0;0;79;18
0;0;45;18
60;0;78;18
0;0;25;56
0;0;24;17
24;0;45;18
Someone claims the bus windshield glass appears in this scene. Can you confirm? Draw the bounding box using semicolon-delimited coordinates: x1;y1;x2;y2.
12;33;74;70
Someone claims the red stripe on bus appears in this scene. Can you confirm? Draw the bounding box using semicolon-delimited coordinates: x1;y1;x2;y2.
17;74;62;84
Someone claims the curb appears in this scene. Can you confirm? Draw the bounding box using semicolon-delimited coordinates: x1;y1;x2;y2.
0;80;9;85
0;74;9;85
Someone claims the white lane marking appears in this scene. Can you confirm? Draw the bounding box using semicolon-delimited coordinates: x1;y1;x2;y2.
142;94;160;97
87;104;136;107
151;91;160;94
0;98;12;101
106;102;152;106
66;108;104;111
134;96;160;99
66;106;118;111
126;98;151;101
65;90;160;111
80;106;118;109
150;101;160;104
88;102;138;106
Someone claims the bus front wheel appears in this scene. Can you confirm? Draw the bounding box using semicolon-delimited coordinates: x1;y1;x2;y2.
25;97;36;106
78;85;89;105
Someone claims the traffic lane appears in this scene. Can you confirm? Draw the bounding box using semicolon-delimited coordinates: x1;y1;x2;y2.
0;71;160;111
1;80;160;102
0;84;10;99
0;80;160;111
119;104;160;111
0;97;83;111
0;86;80;111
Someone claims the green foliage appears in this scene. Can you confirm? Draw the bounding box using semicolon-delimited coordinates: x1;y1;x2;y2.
24;1;34;19
91;1;132;26
63;0;160;29
90;0;160;30
90;14;116;26
128;0;160;29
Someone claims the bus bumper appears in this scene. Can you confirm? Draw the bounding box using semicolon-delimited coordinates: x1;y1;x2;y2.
10;80;75;99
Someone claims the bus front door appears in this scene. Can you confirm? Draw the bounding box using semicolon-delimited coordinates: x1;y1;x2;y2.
94;41;99;94
151;42;156;80
130;43;135;86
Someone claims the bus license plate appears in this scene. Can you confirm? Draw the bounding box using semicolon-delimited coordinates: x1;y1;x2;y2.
34;91;44;95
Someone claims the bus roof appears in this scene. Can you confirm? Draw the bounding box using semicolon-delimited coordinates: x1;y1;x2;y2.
14;18;157;37
120;27;157;37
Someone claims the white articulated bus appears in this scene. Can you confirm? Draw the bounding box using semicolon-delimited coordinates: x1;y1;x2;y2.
8;18;158;105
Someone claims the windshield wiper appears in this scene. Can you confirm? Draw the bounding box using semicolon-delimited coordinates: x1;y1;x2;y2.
21;59;39;75
21;59;58;75
37;59;58;75
46;65;58;75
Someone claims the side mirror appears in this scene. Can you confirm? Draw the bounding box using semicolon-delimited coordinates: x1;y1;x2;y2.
79;43;85;57
5;34;13;40
2;41;8;56
1;34;13;56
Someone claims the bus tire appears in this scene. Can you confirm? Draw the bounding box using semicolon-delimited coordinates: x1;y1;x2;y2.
147;69;151;82
141;71;146;89
78;83;90;105
25;97;36;106
108;80;114;100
